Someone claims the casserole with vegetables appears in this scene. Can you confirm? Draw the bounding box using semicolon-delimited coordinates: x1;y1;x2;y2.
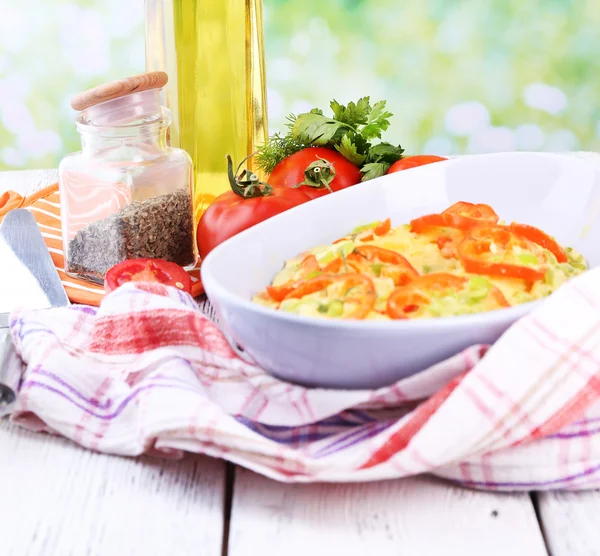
253;201;587;320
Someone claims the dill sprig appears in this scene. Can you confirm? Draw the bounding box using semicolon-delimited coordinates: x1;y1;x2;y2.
255;132;312;174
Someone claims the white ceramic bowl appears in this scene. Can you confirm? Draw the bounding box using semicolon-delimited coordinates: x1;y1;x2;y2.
201;152;600;389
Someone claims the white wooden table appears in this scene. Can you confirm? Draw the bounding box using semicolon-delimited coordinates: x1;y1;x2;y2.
1;167;598;556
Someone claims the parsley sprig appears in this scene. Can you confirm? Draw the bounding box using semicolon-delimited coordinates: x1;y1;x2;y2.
255;97;404;181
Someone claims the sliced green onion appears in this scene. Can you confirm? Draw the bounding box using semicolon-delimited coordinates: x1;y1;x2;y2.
351;221;380;234
371;263;383;277
516;253;539;266
327;300;344;317
467;276;491;302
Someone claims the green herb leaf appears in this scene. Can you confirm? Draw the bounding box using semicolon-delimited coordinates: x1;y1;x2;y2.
292;112;350;145
360;162;391;182
350;133;371;157
360;100;393;140
330;97;371;127
366;142;405;164
335;134;366;166
257;96;403;177
330;99;346;122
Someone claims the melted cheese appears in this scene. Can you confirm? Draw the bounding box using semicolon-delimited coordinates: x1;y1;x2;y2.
253;219;587;320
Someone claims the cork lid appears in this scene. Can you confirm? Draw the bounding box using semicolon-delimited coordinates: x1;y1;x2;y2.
71;71;168;112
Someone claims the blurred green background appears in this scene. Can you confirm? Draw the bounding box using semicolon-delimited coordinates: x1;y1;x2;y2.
1;0;599;170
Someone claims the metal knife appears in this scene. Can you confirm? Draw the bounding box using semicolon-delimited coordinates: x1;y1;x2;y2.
0;209;69;412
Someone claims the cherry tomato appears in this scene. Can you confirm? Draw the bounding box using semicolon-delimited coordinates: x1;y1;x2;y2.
105;258;192;294
441;201;499;230
509;222;567;263
284;273;376;319
197;156;310;259
387;155;447;174
268;147;362;200
457;225;547;281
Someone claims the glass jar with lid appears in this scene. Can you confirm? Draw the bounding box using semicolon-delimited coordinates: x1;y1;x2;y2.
58;71;196;284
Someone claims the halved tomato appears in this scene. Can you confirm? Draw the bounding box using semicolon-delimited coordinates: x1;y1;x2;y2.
105;258;192;294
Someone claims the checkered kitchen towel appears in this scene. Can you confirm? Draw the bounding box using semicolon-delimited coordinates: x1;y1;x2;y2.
6;265;600;491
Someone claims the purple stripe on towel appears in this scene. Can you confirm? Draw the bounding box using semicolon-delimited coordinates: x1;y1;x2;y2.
458;462;600;489
22;380;200;420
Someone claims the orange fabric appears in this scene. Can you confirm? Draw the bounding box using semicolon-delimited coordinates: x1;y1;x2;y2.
0;183;203;306
21;184;61;208
0;190;25;217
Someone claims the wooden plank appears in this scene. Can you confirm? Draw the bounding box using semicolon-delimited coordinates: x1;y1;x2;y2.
0;419;226;556
229;469;548;556
0;168;58;196
537;491;600;556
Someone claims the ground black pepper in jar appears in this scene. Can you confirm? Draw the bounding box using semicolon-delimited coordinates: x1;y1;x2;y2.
58;72;197;284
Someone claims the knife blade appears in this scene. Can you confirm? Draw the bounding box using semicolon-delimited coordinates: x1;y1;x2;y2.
0;209;69;412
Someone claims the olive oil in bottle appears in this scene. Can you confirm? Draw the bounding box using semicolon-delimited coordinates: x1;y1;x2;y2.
145;0;268;219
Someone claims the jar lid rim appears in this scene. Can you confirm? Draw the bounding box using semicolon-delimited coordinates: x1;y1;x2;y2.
71;72;168;111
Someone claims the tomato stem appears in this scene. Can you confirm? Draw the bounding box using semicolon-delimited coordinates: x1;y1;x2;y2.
293;156;336;193
226;154;274;199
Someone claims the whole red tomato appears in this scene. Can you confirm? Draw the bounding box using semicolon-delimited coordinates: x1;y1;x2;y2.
388;155;447;173
268;147;362;200
197;156;310;259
